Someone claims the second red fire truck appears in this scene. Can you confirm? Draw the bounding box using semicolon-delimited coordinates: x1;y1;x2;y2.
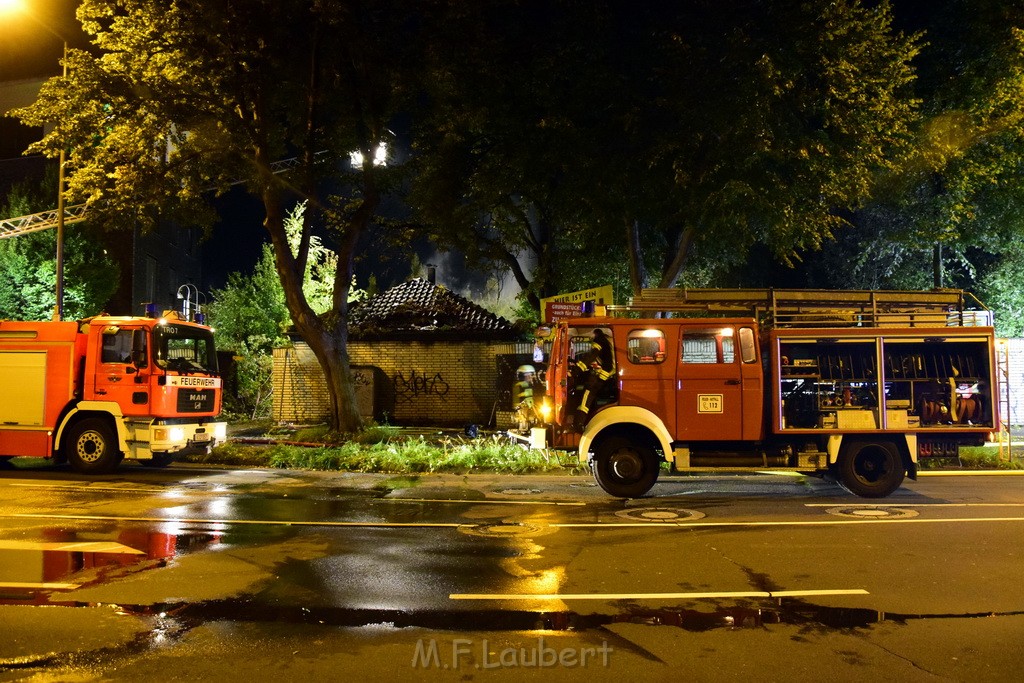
533;289;999;498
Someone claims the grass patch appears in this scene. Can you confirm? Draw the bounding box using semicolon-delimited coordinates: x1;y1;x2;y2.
919;445;1024;470
202;432;576;475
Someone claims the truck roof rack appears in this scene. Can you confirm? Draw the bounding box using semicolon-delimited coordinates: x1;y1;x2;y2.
607;288;991;328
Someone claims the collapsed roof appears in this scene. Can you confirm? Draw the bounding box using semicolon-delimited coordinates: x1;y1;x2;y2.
348;278;519;340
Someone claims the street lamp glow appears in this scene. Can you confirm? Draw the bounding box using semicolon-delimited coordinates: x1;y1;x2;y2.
349;142;388;168
0;0;26;14
2;0;70;320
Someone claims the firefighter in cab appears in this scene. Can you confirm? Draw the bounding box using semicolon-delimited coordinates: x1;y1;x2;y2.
571;328;616;430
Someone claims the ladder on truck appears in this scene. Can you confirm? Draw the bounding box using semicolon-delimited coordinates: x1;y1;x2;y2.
608;288;993;329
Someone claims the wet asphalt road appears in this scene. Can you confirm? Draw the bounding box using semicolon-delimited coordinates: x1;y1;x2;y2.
1;462;1023;681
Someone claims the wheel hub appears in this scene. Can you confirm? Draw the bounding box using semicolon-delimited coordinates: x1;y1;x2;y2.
609;450;643;481
76;433;104;463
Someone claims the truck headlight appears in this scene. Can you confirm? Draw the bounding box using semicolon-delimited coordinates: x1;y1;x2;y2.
155;427;185;442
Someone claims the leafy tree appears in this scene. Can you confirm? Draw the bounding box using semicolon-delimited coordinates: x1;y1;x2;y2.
208;202;365;418
0;174;118;320
411;1;920;308
15;0;418;431
862;1;1024;300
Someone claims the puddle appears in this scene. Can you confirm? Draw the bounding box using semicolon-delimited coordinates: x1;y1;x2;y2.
0;529;223;605
10;597;1023;634
5;592;1024;673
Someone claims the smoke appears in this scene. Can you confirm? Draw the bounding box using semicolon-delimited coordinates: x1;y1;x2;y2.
416;247;534;320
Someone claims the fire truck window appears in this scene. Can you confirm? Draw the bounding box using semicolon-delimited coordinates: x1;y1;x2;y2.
682;331;722;364
626;330;666;364
101;330;134;364
739;327;757;363
722;336;735;363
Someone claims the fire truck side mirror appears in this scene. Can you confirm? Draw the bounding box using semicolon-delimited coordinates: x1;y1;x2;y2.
131;330;148;369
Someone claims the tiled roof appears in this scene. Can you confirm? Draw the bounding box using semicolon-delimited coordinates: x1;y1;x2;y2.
349;278;518;340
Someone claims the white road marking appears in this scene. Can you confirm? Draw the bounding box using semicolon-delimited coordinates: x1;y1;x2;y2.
8;512;1024;529
379;498;585;506
551;517;1024;528
0;582;81;590
805;502;1024;507
5;513;468;528
917;470;1024;476
0;540;145;554
450;588;870;601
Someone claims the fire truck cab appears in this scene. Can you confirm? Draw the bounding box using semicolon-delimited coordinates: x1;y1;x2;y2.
539;289;999;499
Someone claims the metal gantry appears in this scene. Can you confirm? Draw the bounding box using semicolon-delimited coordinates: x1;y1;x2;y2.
0;151;328;240
0;202;89;239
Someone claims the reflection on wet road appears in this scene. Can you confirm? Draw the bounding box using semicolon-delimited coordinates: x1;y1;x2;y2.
2;467;1024;678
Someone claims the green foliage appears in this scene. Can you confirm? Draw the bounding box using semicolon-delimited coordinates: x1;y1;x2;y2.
0;176;118;320
14;0;415;431
830;1;1024;293
410;0;921;309
207;203;366;418
206;240;290;419
981;255;1024;337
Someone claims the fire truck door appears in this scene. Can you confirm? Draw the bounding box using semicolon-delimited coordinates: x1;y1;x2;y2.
675;327;744;441
93;327;149;415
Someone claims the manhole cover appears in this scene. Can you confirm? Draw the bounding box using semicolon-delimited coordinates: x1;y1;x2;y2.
568;482;598;488
825;506;919;519
459;522;549;537
614;507;706;522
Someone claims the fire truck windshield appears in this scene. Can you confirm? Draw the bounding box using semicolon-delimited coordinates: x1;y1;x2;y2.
153;324;218;374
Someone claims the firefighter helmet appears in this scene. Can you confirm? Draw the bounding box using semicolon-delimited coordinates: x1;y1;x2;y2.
517;364;536;380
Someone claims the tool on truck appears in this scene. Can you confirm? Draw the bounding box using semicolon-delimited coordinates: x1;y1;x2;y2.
0;312;227;473
525;289;998;498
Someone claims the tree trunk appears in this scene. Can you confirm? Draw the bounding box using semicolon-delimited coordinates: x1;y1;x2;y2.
298;323;362;432
625;217;649;296
659;225;697;289
260;179;363;433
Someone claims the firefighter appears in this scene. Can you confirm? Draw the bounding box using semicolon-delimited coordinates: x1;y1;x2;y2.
513;364;537;430
571;328;616;430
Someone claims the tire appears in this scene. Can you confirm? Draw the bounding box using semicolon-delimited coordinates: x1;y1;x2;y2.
838;440;905;498
65;418;122;474
590;436;659;498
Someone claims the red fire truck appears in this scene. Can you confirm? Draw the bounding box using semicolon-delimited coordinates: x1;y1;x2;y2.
0;313;226;473
537;289;999;498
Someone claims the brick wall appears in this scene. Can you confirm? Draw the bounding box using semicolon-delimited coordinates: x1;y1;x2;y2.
272;340;534;426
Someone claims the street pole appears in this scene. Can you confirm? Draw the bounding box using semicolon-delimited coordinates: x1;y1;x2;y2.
53;39;67;321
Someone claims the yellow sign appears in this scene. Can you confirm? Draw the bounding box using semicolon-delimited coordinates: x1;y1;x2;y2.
540;285;614;322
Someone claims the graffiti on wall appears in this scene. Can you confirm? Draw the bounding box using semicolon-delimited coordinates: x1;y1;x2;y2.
394;370;450;403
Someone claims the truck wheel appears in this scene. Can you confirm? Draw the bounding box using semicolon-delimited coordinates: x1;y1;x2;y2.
591;436;659;498
65;419;121;474
838;440;905;498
